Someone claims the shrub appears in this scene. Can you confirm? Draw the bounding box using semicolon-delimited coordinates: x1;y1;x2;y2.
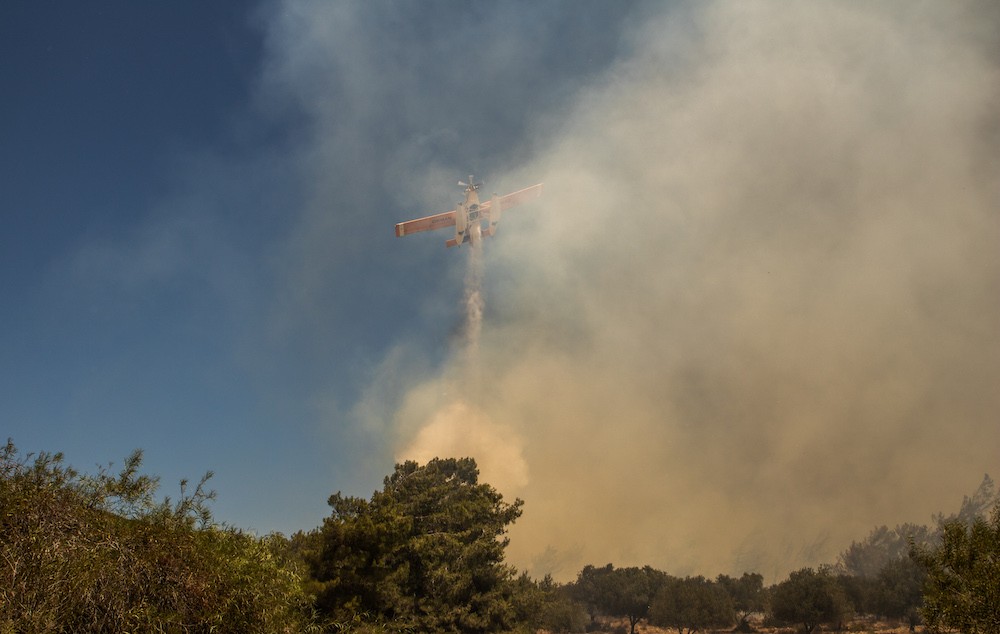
0;439;312;633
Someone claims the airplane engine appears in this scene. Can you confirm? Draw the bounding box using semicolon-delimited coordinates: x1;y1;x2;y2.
487;193;501;237
454;201;468;244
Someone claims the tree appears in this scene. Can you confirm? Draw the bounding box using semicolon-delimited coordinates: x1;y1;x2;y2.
509;573;588;634
650;575;734;634
912;502;1000;634
838;523;935;578
836;522;930;627
935;473;998;527
716;572;765;631
769;567;850;634
572;564;666;634
608;566;669;634
537;593;589;634
871;557;924;629
309;457;524;632
571;563;613;626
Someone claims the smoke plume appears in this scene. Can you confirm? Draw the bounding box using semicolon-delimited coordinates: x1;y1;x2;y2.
389;1;1000;581
397;240;531;496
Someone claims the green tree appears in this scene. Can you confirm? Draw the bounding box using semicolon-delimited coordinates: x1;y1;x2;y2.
650;575;733;634
608;566;668;634
508;573;587;634
309;457;524;632
912;502;1000;634
572;564;666;634
769;567;850;634
871;557;924;629
537;592;588;634
570;563;613;626
834;573;878;620
716;572;764;631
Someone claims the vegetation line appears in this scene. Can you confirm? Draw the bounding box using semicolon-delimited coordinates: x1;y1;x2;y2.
2;439;998;633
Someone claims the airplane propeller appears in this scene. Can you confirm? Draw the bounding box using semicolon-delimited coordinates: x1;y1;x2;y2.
458;176;481;190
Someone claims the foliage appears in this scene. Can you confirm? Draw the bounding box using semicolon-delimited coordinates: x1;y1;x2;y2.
11;438;994;634
768;567;850;634
834;573;877;621
506;572;547;632
537;593;589;633
835;475;1000;628
650;575;733;634
716;572;765;631
838;523;936;578
307;457;524;633
835;529;926;627
571;564;667;634
0;439;312;633
871;557;924;628
507;573;587;634
570;563;612;626
912;502;1000;634
934;473;998;527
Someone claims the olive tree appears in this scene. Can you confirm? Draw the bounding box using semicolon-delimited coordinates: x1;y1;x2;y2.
769;567;850;634
716;572;764;631
571;564;667;634
912;503;1000;634
650;575;733;634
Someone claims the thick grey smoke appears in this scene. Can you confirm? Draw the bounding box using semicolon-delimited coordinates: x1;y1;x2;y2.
390;2;1000;581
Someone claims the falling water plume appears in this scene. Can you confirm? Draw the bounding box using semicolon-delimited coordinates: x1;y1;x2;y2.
462;241;485;399
396;237;529;495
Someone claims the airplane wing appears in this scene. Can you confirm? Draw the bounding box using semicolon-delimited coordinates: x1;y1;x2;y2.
394;209;456;237
480;183;544;216
394;183;542;240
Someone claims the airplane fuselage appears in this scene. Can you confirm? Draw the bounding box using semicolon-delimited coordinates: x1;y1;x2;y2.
454;187;483;246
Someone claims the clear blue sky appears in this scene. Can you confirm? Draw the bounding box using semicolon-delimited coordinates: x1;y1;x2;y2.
3;1;998;579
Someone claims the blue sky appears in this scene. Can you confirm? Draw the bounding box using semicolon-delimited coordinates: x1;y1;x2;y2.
3;2;999;580
1;0;640;541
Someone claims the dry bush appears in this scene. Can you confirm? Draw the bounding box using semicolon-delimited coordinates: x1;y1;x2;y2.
0;440;312;633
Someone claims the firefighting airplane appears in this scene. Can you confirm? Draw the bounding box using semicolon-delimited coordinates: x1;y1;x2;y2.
394;177;543;247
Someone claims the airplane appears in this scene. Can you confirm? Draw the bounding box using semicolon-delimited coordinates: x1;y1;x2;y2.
395;176;543;247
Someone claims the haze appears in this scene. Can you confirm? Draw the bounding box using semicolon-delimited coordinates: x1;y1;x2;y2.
384;2;1000;580
3;1;997;584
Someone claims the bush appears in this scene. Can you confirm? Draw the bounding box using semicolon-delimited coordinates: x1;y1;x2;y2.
0;439;312;633
768;567;850;634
